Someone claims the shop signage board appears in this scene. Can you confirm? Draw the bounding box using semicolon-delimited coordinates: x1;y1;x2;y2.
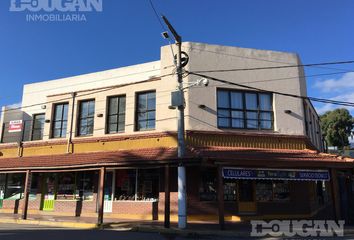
222;168;330;181
8;120;23;133
43;195;55;211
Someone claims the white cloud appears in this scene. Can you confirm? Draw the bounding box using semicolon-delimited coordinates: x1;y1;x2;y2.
6;102;22;109
315;93;354;114
316;104;336;115
313;72;354;93
0;102;22;121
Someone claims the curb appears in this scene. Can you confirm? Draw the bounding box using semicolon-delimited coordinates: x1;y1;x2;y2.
131;225;249;238
0;218;98;229
3;219;354;238
125;225;354;238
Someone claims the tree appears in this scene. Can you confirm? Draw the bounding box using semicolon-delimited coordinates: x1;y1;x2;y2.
320;108;354;149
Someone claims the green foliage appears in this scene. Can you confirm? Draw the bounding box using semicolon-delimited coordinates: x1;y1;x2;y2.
320;108;353;149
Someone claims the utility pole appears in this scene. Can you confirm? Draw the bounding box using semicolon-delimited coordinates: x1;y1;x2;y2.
162;15;187;229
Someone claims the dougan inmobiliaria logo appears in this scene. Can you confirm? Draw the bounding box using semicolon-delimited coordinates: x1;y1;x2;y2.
9;0;103;22
251;220;345;238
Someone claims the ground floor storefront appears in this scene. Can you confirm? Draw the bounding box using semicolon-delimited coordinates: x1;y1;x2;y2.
0;164;353;226
0;168;163;221
0;131;353;228
191;167;335;221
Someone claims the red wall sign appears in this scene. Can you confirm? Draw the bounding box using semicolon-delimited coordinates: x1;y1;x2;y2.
8;120;23;133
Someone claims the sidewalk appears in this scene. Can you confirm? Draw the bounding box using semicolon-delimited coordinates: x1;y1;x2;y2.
1;213;354;238
0;213;252;237
0;213;98;229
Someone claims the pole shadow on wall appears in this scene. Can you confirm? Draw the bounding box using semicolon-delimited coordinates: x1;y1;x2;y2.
75;190;83;217
14;199;20;214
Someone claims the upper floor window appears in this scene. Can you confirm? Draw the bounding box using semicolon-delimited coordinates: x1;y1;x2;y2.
77;99;95;136
136;91;156;131
107;95;126;134
52;103;69;138
31;113;45;140
217;89;273;130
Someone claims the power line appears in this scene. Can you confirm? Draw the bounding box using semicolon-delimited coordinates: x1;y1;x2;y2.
24;68;163;95
224;71;350;85
147;0;177;66
148;0;167;32
182;45;354;73
3;59;354;116
190;71;350;88
191;60;354;74
4;70;348;115
187;71;354;107
12;59;354;97
3;68;354;116
0;72;175;115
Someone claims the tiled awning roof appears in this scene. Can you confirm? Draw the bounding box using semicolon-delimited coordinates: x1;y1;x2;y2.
0;147;182;171
191;147;354;169
0;146;352;171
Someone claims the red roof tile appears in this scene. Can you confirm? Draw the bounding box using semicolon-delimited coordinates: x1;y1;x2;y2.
0;146;352;171
191;146;354;168
0;148;180;171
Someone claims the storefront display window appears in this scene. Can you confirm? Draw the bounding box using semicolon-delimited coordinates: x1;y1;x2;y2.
45;174;56;200
115;169;136;201
256;181;273;202
316;181;329;204
57;173;75;200
273;181;290;201
137;169;159;201
114;169;159;201
5;173;24;200
0;174;5;188
75;171;95;201
256;180;290;202
239;180;254;202
199;169;217;201
224;181;237;201
0;174;6;201
323;181;330;203
29;173;40;200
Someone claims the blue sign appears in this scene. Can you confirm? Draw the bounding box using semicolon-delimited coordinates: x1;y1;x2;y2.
222;168;330;181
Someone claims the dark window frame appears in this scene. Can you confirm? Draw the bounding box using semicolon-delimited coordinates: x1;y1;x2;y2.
77;99;95;137
31;113;45;141
217;88;274;130
135;91;156;131
106;95;126;134
51;102;69;139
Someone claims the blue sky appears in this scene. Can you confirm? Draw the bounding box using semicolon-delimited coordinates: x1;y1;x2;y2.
0;0;353;114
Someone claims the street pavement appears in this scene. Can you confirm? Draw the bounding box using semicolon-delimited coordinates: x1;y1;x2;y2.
1;223;354;240
0;223;222;240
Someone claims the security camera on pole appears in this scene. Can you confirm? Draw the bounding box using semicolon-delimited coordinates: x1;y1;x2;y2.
162;15;187;229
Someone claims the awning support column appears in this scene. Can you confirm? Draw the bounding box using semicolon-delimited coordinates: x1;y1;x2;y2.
164;165;170;228
217;166;225;230
97;167;106;226
330;169;341;221
22;170;31;220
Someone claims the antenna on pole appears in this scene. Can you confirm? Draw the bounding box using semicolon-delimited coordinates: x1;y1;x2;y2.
162;15;181;43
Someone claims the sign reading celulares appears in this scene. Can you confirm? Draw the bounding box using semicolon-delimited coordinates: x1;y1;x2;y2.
223;167;330;181
9;0;103;22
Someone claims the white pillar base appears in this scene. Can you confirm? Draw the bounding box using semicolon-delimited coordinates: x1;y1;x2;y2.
178;166;187;229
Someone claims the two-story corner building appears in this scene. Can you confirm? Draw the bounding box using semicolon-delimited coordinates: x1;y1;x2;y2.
0;42;353;227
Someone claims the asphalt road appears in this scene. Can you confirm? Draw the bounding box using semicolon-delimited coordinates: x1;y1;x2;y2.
0;223;218;240
0;223;353;240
